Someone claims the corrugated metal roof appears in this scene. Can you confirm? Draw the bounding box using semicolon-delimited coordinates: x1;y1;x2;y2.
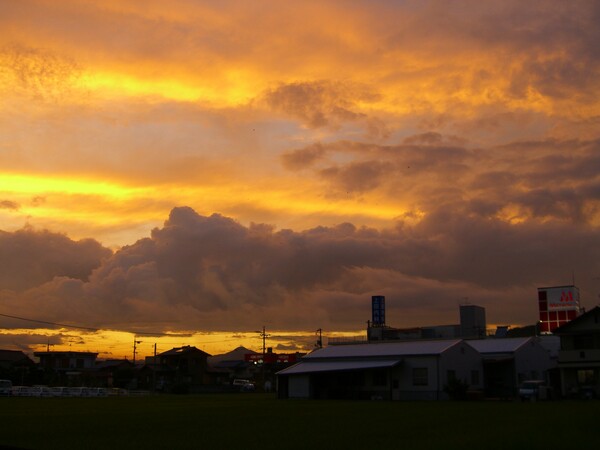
277;359;402;376
304;339;462;359
466;337;532;354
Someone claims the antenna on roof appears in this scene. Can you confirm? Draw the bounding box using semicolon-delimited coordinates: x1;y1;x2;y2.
315;329;323;348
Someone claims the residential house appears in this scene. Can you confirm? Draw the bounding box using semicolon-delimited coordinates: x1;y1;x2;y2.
33;351;98;386
554;306;600;398
156;346;211;392
0;349;35;384
93;359;135;388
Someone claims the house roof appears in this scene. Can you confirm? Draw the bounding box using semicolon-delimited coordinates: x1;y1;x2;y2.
465;337;532;354
159;346;210;357
278;359;401;376
0;350;33;365
95;359;133;370
303;339;462;359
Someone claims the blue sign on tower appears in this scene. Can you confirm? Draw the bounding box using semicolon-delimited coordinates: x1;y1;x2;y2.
372;295;385;326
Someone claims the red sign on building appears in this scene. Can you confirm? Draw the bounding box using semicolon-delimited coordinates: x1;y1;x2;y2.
244;353;299;364
538;286;580;334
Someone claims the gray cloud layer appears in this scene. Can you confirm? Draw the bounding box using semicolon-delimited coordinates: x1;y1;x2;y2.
2;201;599;334
0;228;111;292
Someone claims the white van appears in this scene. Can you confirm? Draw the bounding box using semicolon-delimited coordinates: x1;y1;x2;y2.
232;379;255;392
519;380;551;401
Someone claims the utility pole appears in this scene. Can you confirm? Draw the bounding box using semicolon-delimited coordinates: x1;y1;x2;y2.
152;343;157;392
256;326;270;390
315;328;323;348
257;325;270;358
132;338;142;364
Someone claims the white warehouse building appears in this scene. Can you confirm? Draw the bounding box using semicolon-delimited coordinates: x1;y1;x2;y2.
277;339;483;400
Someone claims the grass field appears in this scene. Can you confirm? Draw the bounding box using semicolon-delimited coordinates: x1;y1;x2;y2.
1;394;599;450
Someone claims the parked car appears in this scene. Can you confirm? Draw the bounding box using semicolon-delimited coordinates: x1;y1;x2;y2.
232;379;255;392
519;380;551;401
87;387;108;397
579;386;596;400
0;380;12;396
11;386;34;397
30;386;54;397
50;387;72;397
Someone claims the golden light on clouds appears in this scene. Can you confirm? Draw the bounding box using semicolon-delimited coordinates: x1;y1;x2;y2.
77;68;262;105
0;173;147;198
0;172;409;246
1;0;600;356
0;326;364;359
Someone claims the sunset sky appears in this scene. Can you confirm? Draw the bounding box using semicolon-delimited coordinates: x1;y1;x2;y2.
1;0;600;359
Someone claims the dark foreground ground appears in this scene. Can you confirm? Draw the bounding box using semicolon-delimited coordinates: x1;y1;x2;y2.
1;394;598;450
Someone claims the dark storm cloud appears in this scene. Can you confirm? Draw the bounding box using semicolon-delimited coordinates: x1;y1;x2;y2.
0;227;112;291
4;204;599;332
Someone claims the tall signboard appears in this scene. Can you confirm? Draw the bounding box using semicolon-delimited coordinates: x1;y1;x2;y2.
538;285;580;334
372;295;386;327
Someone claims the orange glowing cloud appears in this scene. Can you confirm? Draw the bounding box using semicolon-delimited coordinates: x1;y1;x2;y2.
1;0;600;356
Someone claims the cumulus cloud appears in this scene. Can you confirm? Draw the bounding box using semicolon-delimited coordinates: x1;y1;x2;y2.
0;227;112;292
2;206;599;334
1;0;599;339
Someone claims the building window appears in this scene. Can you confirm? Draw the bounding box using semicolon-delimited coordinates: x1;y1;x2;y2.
413;368;428;386
577;369;595;385
471;370;480;386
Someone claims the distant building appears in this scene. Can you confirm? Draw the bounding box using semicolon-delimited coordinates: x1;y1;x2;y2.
366;302;487;342
460;305;487;338
34;351;98;372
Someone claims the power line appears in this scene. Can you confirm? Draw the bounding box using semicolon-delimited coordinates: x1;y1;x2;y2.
0;312;99;332
0;312;186;337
